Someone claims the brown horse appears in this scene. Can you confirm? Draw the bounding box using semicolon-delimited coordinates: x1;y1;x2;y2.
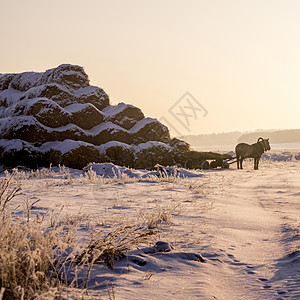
235;137;271;170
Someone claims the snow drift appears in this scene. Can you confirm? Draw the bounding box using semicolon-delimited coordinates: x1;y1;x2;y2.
84;162;204;179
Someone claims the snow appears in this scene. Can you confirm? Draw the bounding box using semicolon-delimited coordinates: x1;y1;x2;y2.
49;121;126;136
0;115;128;139
2;157;299;299
0;116;36;132
84;163;204;179
0;139;31;152
0;116;74;134
0;88;23;108
102;102;135;118
64;103;91;113
72;85;105;97
98;141;134;154
263;152;294;161
84;163;142;178
10;71;42;90
40;139;95;155
37;64;88;88
129;118;160;134
0;138;95;156
25;97;69;114
22;83;71;101
87;122;128;135
0;138;96;155
135;141;172;153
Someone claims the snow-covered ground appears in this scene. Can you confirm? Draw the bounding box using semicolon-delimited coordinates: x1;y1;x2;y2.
1;151;299;299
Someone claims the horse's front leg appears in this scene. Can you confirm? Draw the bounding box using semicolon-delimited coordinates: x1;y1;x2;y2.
256;156;261;170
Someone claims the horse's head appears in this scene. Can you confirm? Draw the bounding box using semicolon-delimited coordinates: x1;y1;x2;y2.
264;138;271;151
257;137;271;151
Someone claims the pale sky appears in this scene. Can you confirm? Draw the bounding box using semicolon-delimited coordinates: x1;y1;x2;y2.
1;0;300;136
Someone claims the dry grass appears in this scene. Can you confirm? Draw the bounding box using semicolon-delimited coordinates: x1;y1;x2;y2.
0;170;161;299
0;214;69;299
75;225;160;272
0;170;21;214
138;204;180;229
0;172;75;298
146;207;173;229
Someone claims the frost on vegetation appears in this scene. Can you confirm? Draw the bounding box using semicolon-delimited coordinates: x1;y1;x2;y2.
85;162;203;181
0;173;74;299
7;164;75;183
134;203;181;231
0;170;21;214
73;225;160;272
143;206;176;229
1;162;205;194
0;172;162;299
83;166;98;183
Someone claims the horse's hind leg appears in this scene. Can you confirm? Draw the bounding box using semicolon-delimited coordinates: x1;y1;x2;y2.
240;158;243;169
237;156;240;169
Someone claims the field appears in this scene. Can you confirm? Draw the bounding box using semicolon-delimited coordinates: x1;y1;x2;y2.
0;155;299;299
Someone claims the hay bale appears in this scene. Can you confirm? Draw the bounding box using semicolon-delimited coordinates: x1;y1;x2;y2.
0;116;87;144
0;116;130;146
9;72;41;92
45;140;102;169
59;145;101;169
25;99;71;128
23;83;109;111
36;64;89;90
0;117;48;142
99;141;135;167
33;64;109;109
166;138;191;165
26;84;76;106
78;86;109;110
66;103;105;130
134;141;174;169
0;139;46;168
130;118;170;144
92;123;132;145
0;74;16;91
103;103;144;130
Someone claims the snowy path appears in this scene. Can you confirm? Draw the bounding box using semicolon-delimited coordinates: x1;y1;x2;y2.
201;161;300;299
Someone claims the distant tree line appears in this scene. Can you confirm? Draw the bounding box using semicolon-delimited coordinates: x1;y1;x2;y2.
180;131;242;147
181;129;300;147
238;129;300;144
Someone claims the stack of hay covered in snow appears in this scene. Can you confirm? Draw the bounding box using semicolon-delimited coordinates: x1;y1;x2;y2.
0;64;190;169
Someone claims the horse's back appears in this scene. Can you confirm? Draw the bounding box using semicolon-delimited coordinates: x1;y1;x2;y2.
235;143;251;157
235;143;249;151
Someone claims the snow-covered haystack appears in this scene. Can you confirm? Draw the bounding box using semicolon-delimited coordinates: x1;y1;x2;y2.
0;64;189;169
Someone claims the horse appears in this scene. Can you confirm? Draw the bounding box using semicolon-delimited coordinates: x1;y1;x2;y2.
235;137;271;170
